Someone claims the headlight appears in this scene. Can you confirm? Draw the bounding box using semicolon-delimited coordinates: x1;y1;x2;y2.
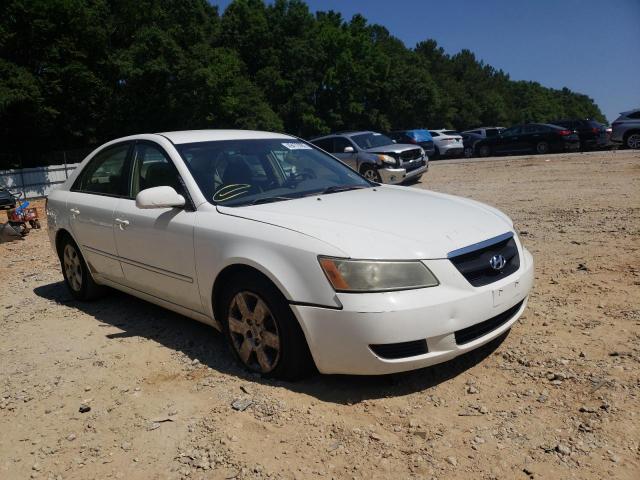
318;257;439;292
377;154;397;166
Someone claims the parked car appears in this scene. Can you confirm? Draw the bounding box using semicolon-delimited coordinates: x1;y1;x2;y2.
475;123;580;157
611;108;640;149
388;129;436;158
0;187;17;210
46;130;534;378
462;127;505;139
310;131;428;183
428;130;464;158
461;132;484;158
548;119;608;150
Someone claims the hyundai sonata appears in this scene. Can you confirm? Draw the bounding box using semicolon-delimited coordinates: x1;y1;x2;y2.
47;130;534;379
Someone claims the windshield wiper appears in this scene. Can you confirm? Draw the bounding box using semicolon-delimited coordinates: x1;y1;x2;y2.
244;196;296;206
317;185;370;195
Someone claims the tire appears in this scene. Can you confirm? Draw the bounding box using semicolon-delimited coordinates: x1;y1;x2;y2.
58;234;107;300
219;272;314;380
360;164;382;183
464;146;474;158
535;141;550;155
625;132;640;150
478;145;491;157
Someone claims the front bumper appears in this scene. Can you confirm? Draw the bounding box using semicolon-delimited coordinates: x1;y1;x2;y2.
378;162;428;184
292;247;534;375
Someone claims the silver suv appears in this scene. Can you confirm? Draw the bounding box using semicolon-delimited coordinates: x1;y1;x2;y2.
611;109;640;149
310;131;428;184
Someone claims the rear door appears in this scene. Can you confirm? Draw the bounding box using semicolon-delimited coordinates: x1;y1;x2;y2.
67;142;132;281
112;141;202;312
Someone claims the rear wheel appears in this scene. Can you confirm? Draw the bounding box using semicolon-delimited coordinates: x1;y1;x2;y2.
58;235;106;300
626;132;640;149
360;164;382;183
535;141;550;154
220;272;314;380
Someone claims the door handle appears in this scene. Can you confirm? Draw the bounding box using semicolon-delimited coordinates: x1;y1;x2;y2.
69;208;80;215
115;218;129;229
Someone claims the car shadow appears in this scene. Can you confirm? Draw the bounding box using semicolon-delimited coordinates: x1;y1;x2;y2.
34;281;509;404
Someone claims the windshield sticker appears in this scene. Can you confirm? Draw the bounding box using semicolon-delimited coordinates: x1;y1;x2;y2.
213;184;251;202
281;142;312;150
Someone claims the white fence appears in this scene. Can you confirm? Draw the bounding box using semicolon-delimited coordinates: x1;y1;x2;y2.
0;163;79;199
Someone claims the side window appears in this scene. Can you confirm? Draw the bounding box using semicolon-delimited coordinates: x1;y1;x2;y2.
523;125;538;134
131;143;183;197
73;144;130;196
333;137;355;153
627;111;640;119
503;126;522;136
485;129;499;137
312;138;332;151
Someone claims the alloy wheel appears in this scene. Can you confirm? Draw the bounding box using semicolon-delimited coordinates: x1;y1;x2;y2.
63;244;83;292
627;133;640;149
363;168;381;182
228;291;281;373
536;142;549;154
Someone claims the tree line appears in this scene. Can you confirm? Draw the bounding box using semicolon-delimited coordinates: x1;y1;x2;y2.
0;0;606;168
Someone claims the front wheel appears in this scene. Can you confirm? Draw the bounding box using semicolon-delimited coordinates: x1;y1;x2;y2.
464;146;474;158
478;145;491;157
220;273;314;380
535;141;550;154
626;132;640;149
360;164;382;183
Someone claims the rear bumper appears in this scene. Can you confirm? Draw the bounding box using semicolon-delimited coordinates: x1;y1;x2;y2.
379;162;428;184
292;248;534;375
437;144;464;156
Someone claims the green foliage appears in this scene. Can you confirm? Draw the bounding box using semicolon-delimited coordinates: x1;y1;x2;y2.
0;0;606;166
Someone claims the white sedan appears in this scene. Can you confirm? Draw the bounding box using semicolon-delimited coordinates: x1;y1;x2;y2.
429;129;464;158
46;130;534;379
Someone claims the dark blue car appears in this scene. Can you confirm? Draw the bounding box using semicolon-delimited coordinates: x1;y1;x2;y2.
389;129;436;158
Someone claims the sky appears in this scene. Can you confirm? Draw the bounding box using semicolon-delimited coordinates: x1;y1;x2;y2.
211;0;640;123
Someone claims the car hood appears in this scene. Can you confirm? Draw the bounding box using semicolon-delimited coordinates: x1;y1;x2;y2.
364;144;420;154
217;186;514;259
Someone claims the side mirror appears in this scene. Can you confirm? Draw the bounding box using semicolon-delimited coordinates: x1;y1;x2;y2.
136;186;185;209
344;146;355;153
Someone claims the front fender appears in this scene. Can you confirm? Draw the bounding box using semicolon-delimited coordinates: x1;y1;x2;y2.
194;208;346;319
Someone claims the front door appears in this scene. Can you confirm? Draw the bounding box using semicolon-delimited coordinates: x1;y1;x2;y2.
67;142;132;281
332;137;358;169
113;141;202;313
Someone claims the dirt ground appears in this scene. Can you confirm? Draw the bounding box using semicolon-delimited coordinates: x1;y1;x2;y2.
1;150;639;480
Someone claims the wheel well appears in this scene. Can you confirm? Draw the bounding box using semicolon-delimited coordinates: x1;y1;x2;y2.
55;229;74;258
624;129;640;140
359;163;376;172
212;264;280;325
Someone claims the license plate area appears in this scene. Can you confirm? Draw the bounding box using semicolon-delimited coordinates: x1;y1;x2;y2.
492;279;522;307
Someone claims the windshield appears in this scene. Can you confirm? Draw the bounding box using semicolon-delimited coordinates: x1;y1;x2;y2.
408;130;432;142
176;139;371;207
351;132;394;149
442;130;460;136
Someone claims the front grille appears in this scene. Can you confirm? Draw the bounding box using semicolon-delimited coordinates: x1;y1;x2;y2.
400;148;422;161
370;339;428;359
405;160;425;172
449;234;520;287
454;300;524;345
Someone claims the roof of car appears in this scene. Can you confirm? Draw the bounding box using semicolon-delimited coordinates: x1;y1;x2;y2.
158;129;295;144
310;131;374;141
